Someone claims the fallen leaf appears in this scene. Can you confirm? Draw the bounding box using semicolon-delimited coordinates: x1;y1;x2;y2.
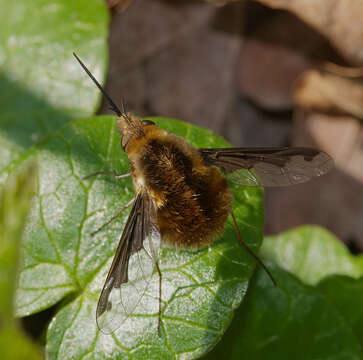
99;0;216;119
294;69;363;119
265;111;363;250
238;10;337;111
100;0;242;134
256;0;363;65
239;38;312;110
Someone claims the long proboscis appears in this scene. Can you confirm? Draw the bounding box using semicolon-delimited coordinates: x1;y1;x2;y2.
231;210;277;286
73;52;123;117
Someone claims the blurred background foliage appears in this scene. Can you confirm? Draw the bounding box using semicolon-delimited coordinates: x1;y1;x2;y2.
0;164;42;360
1;0;363;359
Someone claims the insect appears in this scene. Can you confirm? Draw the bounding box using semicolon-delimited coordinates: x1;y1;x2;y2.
73;53;334;336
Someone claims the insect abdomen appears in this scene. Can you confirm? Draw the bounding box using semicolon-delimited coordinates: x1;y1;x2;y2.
139;134;232;248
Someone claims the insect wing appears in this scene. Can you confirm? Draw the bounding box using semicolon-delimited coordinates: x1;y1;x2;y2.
199;147;334;187
96;193;161;334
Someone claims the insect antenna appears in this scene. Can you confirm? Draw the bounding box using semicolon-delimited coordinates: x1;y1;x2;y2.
231;210;277;286
120;97;136;129
73;52;123;117
121;97;127;116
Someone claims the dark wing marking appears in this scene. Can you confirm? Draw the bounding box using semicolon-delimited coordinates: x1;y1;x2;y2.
199;147;334;187
96;192;161;334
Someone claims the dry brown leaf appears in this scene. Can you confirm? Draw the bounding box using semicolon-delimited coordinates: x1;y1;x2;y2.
293;69;363;119
237;9;339;111
100;0;241;134
266;111;363;249
294;112;362;180
239;38;312;111
256;0;363;65
145;25;241;131
294;112;363;244
323;62;363;78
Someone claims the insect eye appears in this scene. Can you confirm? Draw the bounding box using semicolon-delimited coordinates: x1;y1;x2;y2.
142;120;155;126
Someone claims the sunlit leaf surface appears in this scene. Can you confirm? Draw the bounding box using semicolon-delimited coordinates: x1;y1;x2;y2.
261;225;363;285
2;116;263;359
0;0;109;174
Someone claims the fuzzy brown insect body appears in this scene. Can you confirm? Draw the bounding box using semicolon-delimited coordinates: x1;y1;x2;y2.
73;52;334;337
124;117;232;248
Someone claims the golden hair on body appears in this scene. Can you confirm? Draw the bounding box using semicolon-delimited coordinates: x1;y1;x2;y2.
123;114;232;249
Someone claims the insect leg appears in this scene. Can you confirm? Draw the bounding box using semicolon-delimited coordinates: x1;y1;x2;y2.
114;173;131;179
91;197;135;236
83;171;131;180
230;210;277;286
155;260;162;337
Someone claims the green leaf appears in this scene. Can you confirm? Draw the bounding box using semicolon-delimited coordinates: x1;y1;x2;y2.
0;164;42;360
260;225;363;285
5;116;263;359
0;329;42;360
317;275;363;350
205;265;363;360
0;164;37;327
0;0;109;174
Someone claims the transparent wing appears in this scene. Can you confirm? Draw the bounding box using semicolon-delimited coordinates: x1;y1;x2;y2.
199;147;334;187
96;193;161;334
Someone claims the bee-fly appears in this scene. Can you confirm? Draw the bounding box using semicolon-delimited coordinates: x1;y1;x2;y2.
73;53;334;336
